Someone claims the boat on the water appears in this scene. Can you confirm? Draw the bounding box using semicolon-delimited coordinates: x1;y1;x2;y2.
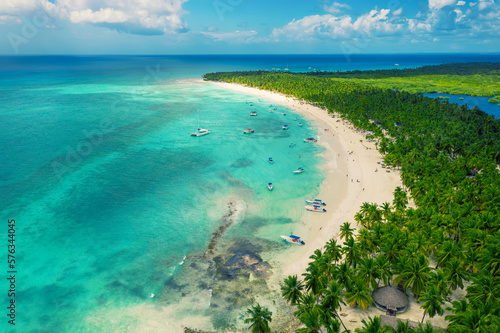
283;124;288;130
268;157;274;164
191;128;211;137
299;123;303;127
294;118;298;121
268;182;273;190
289;143;296;148
304;137;317;143
269;109;273;112
281;112;286;115
190;108;211;136
274;107;277;110
305;199;326;206
305;205;327;212
281;235;305;245
250;111;257;116
243;129;254;134
293;167;305;174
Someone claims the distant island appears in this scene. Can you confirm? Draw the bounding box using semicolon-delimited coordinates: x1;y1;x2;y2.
203;63;500;332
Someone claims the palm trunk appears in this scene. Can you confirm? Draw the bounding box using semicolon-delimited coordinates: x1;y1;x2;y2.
421;312;426;324
335;310;348;332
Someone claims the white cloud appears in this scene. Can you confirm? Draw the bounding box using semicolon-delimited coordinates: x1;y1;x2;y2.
323;2;351;14
272;9;403;41
429;0;457;10
479;0;494;11
0;15;22;25
69;8;129;24
393;8;403;16
457;1;466;5
200;30;259;43
0;0;188;34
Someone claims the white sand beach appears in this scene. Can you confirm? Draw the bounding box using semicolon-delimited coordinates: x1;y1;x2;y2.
208;81;451;332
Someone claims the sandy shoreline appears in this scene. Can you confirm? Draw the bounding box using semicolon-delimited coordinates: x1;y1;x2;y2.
204;80;450;331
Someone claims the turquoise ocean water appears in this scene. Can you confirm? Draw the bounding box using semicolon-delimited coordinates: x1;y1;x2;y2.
1;54;498;332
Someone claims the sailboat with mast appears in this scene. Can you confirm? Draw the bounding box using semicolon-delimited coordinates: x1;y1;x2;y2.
190;108;211;137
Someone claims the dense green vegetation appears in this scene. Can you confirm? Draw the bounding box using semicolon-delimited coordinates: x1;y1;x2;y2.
301;62;500;97
205;68;500;333
489;98;499;103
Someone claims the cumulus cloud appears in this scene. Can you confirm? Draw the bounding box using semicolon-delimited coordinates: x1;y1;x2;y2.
272;9;404;41
0;0;188;35
323;2;351;14
429;0;457;10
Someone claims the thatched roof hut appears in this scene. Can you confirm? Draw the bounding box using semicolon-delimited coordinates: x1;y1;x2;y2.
372;286;409;313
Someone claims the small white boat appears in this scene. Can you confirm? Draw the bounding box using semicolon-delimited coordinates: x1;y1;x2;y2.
293;167;305;174
269;109;273;112
249;103;253;106
299;123;303;127
274;107;277;110
243;128;254;134
304;137;317;143
268;182;273;190
281;112;286;115
282;124;289;130
191;128;211;137
294;118;298;121
250;111;257;116
281;235;305;245
305;205;327;213
305;199;326;206
289;143;296;148
268;157;274;164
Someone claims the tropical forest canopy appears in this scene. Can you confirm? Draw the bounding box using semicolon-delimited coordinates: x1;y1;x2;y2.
203;65;500;332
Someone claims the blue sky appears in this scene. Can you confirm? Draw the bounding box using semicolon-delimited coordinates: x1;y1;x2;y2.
0;0;499;54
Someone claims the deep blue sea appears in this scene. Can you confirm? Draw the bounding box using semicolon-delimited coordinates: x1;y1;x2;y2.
0;54;498;332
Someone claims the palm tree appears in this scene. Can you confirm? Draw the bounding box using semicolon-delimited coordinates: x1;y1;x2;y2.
324;238;342;265
295;292;317;318
466;269;499;307
281;275;304;305
345;277;373;310
443;257;467;291
428;269;450;298
356;316;390;333
339;222;355;241
357;228;375;255
416;321;439;333
381;202;392;221
375;254;393;287
303;262;326;296
343;237;361;269
418;285;445;324
394;319;413;333
335;261;354;291
297;308;323;333
393;254;432;298
357;257;380;290
244;303;272;333
446;303;497;333
321;280;347;332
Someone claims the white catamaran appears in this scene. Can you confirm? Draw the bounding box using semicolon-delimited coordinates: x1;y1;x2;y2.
190;109;211;137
